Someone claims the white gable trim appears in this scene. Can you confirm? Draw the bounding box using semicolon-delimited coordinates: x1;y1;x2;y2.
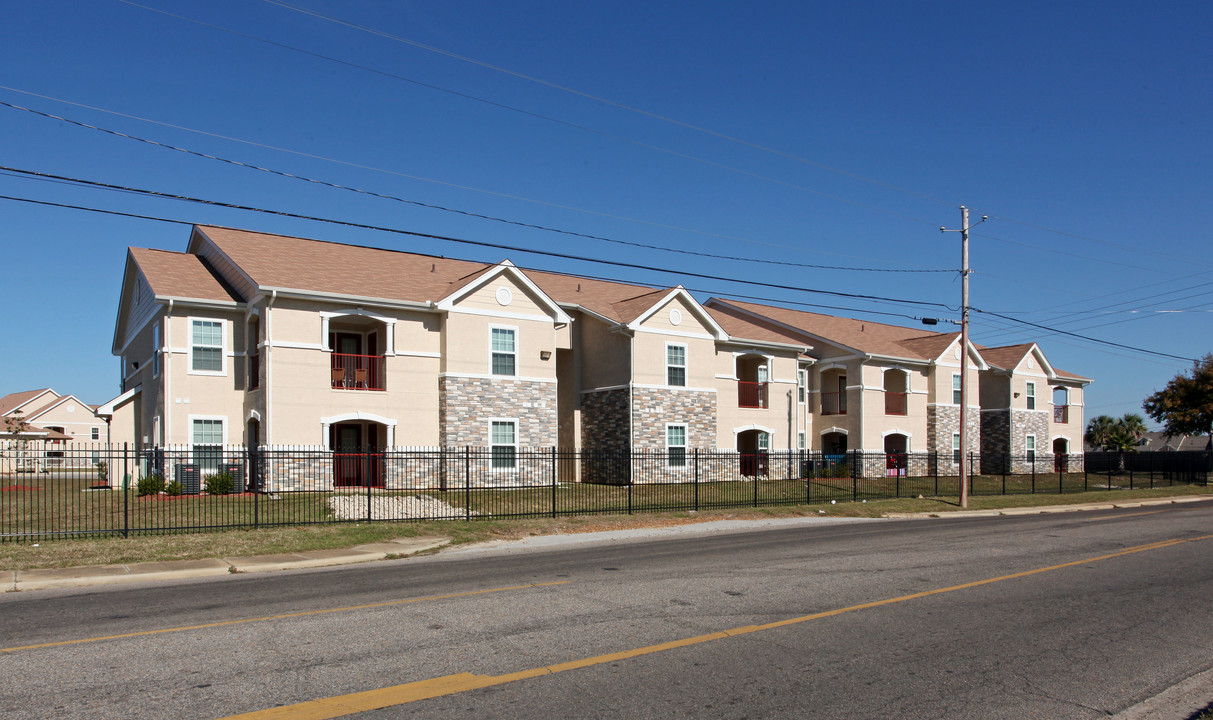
436;263;572;324
627;287;727;340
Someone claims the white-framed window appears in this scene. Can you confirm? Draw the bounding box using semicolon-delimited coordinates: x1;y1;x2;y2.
1025;382;1036;410
798;431;806;450
952;373;962;405
757;432;770;452
490;326;517;377
952;432;962;465
666;343;687;387
152;323;161;377
1026;434;1036;463
797;369;807;404
190;319;225;375
91;427;99;441
666;424;687;467
191;417;225;472
490;420;517;469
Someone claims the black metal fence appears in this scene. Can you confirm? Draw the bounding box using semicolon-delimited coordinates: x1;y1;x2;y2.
1;444;1208;542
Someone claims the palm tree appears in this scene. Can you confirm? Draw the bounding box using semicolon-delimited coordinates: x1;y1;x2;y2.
1085;415;1118;451
1086;413;1148;472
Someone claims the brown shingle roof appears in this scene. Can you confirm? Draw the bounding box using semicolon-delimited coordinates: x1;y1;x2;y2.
709;299;954;360
131;248;243;304
977;343;1035;371
704;306;813;348
0;389;56;417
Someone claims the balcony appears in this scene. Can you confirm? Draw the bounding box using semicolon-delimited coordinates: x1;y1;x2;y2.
884;392;907;415
331;353;385;391
1054;405;1069;424
821;391;847;416
738;381;768;408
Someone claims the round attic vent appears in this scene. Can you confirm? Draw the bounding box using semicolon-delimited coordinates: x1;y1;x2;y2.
495;287;513;306
669;309;683;326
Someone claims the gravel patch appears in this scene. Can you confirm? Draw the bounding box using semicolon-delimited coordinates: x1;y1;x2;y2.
327;494;475;520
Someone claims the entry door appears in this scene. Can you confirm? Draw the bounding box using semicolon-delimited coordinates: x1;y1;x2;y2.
333;424;362;487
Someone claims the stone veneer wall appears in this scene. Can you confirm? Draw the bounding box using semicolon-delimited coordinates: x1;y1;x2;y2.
928;405;981;459
580;388;631;455
630;387;717;484
1008;409;1052;474
438;376;557;486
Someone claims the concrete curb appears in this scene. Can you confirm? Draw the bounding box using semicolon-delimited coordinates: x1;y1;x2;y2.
9;537;448;592
1111;665;1213;720
882;496;1209;520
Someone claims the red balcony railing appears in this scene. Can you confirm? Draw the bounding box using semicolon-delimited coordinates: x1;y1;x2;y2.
331;353;385;391
1054;405;1068;423
738;381;768;408
821;391;847;416
884;392;907;415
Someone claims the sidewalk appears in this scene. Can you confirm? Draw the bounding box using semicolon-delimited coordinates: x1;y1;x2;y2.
5;536;449;592
6;496;1210;593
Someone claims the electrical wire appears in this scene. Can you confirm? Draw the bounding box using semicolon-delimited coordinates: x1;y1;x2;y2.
0;92;950;272
0;184;952;310
971;308;1195;362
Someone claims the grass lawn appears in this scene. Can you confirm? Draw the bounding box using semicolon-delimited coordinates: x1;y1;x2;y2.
1;484;1208;572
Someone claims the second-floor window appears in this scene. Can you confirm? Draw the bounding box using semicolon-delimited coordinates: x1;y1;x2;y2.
1025;382;1036;410
797;369;807;404
667;344;687;387
952;373;962;405
491;327;516;376
191;320;223;374
152;324;161;377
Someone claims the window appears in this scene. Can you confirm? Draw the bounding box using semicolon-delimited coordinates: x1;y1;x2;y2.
152;323;161;377
192;418;224;472
490;420;517;469
798;432;806;450
797;369;807;404
491;327;516;376
952;374;962;405
1025;382;1036;410
952;433;961;465
91;427;99;441
667;344;687;387
1026;435;1036;463
191;320;224;373
667;424;687;467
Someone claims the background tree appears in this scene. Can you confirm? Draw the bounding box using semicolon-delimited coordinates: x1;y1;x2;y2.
1143;354;1213;448
3;409;32;474
1085;413;1149;457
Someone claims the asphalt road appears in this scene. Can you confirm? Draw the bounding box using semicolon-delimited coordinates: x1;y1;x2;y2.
2;504;1212;719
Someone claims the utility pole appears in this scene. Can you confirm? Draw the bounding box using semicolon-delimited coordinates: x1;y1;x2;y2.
941;207;985;508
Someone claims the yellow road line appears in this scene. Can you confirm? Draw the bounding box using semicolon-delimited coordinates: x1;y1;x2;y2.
221;533;1213;720
0;581;568;654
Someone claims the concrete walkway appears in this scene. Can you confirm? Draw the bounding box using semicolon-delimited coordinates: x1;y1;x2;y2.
6;537;449;592
882;495;1209;518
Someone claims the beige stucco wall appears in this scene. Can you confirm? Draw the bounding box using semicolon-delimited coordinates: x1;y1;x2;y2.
577;315;630;390
713;345;803;450
857;363;930;452
161;309;248;447
441;278;558;379
28;398;104;444
631;296;716;388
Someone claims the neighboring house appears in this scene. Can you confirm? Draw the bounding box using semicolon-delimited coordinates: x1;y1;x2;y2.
104;225;1091;488
1131;432;1212;453
978;343;1089;473
0;388;106;469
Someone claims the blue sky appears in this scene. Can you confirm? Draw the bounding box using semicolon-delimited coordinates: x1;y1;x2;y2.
2;0;1210;427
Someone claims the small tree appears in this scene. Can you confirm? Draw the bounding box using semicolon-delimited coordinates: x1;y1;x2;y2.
1085;413;1148;471
1143;354;1213;449
4;410;32;473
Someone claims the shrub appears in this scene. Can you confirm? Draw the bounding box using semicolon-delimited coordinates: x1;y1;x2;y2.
164;480;183;496
204;471;235;495
95;461;108;484
137;474;165;497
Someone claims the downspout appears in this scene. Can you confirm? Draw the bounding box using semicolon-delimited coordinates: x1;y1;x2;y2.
163;300;172;447
266;290;276;449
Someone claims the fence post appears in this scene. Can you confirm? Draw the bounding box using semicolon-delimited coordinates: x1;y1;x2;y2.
1083;453;1088;492
933;451;939;496
464;447;471;521
627;462;633;515
1128;453;1134;489
754;456;759;508
694;449;700;512
251;445;259;529
123;442;129;539
852;450;859;502
365;446;373;522
551;447;557;519
1031;452;1036;494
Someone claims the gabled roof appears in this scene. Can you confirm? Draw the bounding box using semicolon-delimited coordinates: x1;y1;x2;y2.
129;248;243;304
0;388;58;417
708;299;960;362
23;394;95;421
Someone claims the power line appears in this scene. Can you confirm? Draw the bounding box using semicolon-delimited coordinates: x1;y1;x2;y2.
972;308;1196;362
0;91;949;272
0;184;953;310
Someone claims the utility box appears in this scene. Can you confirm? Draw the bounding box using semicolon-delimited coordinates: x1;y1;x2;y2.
174;463;201;494
221;462;246;493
